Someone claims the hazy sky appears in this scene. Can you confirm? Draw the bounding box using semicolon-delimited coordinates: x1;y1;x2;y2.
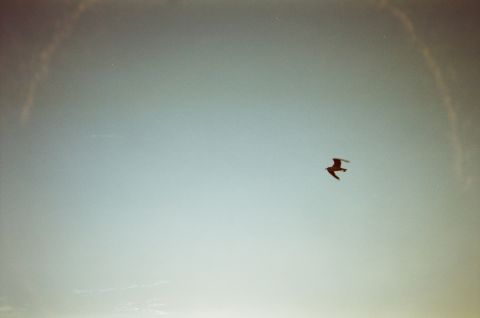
1;1;480;318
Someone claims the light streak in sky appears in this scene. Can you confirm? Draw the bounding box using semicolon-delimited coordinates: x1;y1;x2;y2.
20;0;98;125
116;299;168;316
376;0;468;187
90;133;120;139
73;280;169;294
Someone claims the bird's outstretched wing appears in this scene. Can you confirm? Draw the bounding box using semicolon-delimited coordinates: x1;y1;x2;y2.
327;170;340;180
332;158;349;168
332;158;341;168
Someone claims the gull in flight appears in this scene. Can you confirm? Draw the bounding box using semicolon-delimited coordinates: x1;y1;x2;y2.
326;158;350;180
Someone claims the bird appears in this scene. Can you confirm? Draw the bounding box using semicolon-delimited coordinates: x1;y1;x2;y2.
326;158;350;180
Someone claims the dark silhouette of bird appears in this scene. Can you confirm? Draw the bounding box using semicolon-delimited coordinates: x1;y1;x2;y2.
326;158;350;180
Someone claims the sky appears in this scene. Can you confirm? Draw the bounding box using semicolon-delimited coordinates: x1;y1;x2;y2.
1;1;480;318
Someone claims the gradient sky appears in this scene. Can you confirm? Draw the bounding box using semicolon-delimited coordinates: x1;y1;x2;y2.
1;1;480;318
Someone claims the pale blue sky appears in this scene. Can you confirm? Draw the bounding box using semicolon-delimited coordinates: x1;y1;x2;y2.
1;1;479;318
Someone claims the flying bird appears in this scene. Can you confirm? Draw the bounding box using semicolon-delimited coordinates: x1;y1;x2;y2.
326;158;350;180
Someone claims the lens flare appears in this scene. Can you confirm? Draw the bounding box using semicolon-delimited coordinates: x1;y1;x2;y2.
376;0;468;187
20;0;98;125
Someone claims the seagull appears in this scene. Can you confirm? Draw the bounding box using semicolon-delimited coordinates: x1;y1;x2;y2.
326;158;350;180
